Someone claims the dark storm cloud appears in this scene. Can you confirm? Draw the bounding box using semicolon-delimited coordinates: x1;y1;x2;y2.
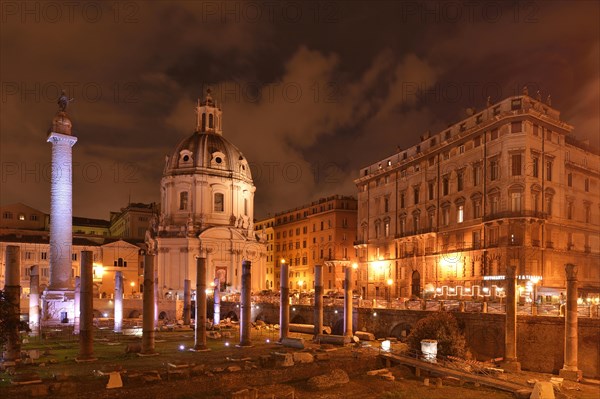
1;1;598;220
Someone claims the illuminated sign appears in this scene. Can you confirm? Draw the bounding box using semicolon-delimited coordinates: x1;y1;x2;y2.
483;275;542;281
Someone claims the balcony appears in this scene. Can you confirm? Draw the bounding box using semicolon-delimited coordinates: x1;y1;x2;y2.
483;210;547;222
353;240;367;247
395;227;438;238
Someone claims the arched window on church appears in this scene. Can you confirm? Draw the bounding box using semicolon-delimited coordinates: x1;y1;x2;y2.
209;114;214;129
179;191;188;210
201;113;206;131
214;193;224;212
244;198;248;216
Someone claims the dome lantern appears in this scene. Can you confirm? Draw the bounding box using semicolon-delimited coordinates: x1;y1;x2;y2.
196;88;222;135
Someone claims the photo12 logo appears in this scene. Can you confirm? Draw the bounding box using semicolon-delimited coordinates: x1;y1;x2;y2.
1;2;140;24
1;81;139;105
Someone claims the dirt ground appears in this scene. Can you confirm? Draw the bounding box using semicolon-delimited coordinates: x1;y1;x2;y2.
1;327;599;399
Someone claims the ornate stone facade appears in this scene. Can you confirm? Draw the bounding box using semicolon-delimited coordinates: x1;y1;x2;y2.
355;93;600;300
155;90;266;296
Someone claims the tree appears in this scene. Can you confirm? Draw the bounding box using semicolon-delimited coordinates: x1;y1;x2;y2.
0;289;30;349
406;312;467;358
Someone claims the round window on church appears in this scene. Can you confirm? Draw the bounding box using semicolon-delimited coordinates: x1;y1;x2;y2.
216;157;222;164
183;155;190;162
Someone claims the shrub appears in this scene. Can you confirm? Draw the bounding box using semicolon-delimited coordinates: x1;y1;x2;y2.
0;289;30;349
406;312;467;358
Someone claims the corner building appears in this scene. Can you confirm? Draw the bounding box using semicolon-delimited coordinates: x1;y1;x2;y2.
267;195;358;292
355;94;600;299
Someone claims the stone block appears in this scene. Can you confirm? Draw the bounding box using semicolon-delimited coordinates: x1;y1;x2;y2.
231;388;259;399
54;381;76;395
106;372;123;389
355;331;375;341
314;353;330;361
307;369;349;390
29;384;49;397
281;337;304;349
558;369;582;382
125;343;142;354
514;389;532;399
142;370;161;383
292;352;314;364
367;368;389;376
53;373;69;381
259;355;276;368
530;381;555;399
380;372;395;381
272;352;294;368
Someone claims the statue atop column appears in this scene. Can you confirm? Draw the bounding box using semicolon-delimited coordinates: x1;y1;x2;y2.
57;90;74;112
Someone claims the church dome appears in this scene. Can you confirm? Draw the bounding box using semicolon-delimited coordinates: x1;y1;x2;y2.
164;131;252;181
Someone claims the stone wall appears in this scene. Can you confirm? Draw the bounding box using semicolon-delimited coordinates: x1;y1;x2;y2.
91;298;179;321
222;302;600;378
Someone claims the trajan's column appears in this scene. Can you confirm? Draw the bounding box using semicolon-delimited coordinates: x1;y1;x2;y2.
42;91;78;324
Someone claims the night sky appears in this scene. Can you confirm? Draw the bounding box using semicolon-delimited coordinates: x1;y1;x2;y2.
1;1;598;220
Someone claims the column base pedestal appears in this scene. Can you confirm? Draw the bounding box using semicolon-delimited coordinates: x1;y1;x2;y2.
41;289;75;326
501;360;521;372
190;347;210;352
559;368;582;382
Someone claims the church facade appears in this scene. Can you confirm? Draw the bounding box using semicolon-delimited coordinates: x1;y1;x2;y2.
153;90;267;297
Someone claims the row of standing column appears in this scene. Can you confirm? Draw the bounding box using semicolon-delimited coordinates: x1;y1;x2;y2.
282;263;353;341
3;250;584;381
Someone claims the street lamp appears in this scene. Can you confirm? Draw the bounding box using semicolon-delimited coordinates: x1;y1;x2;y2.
387;278;393;307
130;281;135;296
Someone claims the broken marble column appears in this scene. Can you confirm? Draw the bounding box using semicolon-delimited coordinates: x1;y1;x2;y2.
279;260;290;342
313;264;324;338
142;254;156;354
560;264;583;381
29;265;40;337
74;276;81;334
502;264;520;372
114;271;123;333
239;260;252;347
3;245;21;362
194;256;208;351
344;265;353;337
77;251;95;361
213;277;221;326
183;279;191;326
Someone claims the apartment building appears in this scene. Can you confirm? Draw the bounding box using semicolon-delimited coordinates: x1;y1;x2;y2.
254;217;275;290
257;195;358;292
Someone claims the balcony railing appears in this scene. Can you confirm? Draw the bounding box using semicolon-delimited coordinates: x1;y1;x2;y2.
483;210;547;222
396;227;438;238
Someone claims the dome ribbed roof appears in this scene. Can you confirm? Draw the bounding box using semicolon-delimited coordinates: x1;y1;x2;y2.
164;131;252;181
